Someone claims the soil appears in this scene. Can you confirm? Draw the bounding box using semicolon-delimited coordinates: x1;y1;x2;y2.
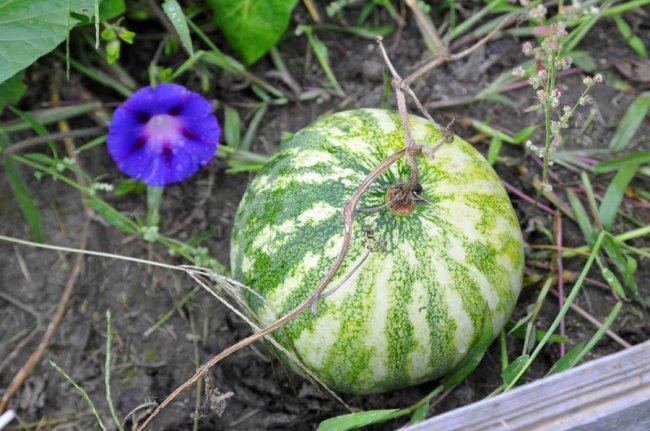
1;3;649;431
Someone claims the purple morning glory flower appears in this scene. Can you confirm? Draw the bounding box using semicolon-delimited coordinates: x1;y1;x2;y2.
107;83;220;186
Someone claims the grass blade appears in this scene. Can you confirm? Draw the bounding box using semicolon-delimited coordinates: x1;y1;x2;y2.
2;150;44;242
54;52;133;97
598;164;639;229
567;189;593;241
310;23;394;39
502;355;530;385
8;107;57;155
608;92;650;151
573;301;624;361
188;18;285;99
162;0;194;55
487;136;502;165
224;107;241;149
562;1;612;54
49;359;108;431
170;50;206;81
596;257;627;300
241;103;268;151
408;402;429;424
612;14;648;58
296;25;345;97
316;409;401;431
450;0;507;39
595;149;650;173
0;103;101;135
85;197;139;235
602;234;640;301
546;343;585;376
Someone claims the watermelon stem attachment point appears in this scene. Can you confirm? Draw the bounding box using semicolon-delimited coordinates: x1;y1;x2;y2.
385;183;419;215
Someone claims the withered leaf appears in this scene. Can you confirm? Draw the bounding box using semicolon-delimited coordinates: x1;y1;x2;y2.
615;59;650;84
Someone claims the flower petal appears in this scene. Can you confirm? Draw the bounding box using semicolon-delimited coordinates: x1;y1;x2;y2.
124;84;190;117
106;83;220;186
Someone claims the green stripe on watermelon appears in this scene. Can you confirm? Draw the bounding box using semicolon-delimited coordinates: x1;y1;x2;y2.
231;109;524;394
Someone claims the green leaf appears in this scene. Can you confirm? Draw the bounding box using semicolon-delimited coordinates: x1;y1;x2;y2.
602;234;640;302
467;118;515;144
0;0;97;84
114;178;145;196
9;107;57;156
487;136;502;165
477;92;518;110
575;301;623;360
566;189;593;242
207;0;298;66
598;264;626;300
502;355;530;385
608;92;650;151
612;14;648;58
548;302;622;376
224;106;241;149
169;50;205;81
162;0;194;56
408;402;429;425
224;159;265;173
598;164;639;229
546;343;585;376
316;409;400;431
562;3;608;55
512;125;537;144
85;197;139;234
595;150;650;173
310;23;394;39
201;50;244;74
0;73;26;113
49;359;109;431
99;0;124;20
569;50;597;72
24;152;58;165
241;102;268;151
2;150;44;242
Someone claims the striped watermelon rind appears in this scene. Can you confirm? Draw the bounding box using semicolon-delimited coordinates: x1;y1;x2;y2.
231;109;524;394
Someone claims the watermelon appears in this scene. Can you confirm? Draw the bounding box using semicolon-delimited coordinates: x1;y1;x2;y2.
230;109;524;394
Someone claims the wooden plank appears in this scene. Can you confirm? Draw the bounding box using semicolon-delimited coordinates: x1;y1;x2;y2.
403;340;650;431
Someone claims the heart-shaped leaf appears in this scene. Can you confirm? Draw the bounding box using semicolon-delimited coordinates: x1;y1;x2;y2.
0;0;97;84
207;0;298;66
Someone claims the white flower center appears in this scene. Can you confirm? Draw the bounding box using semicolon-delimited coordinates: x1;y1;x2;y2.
144;114;181;145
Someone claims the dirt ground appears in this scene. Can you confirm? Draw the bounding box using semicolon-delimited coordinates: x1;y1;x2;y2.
1;3;649;430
